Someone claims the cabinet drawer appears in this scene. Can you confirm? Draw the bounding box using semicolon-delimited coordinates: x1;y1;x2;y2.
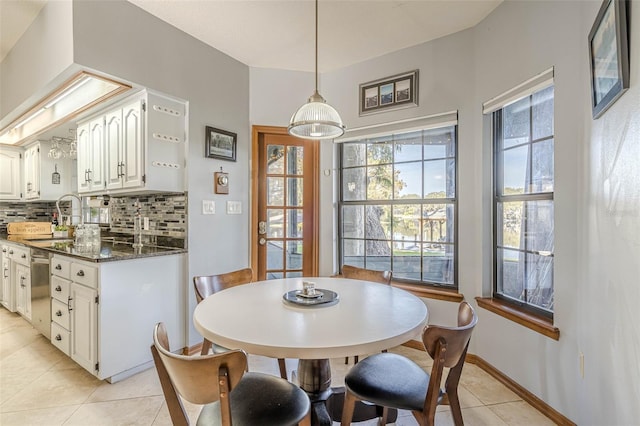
70;263;97;288
51;257;71;279
51;276;70;303
8;246;29;265
51;322;70;356
51;298;70;329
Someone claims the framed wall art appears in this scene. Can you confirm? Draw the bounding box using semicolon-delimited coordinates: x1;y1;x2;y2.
588;0;629;119
205;126;237;161
359;70;418;116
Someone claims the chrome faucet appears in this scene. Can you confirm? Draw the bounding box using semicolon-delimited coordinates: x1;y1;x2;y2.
56;193;84;225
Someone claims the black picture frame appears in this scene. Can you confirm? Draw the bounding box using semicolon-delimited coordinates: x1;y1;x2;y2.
359;70;418;116
588;0;629;119
205;126;237;161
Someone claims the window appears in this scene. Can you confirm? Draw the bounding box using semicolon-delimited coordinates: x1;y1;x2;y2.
493;85;554;317
338;124;457;288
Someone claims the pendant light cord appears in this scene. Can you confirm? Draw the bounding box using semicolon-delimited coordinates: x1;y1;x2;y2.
315;0;318;93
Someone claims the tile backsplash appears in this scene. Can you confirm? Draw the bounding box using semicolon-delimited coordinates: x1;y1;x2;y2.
109;193;187;239
1;192;187;248
0;201;60;233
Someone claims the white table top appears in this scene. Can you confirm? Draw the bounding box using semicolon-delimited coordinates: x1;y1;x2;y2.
193;277;428;359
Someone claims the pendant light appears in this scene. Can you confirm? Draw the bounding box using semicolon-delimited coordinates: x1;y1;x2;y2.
288;0;345;140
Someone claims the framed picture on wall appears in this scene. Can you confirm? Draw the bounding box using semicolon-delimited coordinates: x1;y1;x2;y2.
205;126;237;161
359;70;419;116
588;0;629;119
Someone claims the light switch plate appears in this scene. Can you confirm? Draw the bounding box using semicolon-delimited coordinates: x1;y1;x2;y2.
227;201;242;215
202;200;215;215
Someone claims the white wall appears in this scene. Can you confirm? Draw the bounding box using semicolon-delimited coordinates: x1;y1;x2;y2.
473;0;585;420
580;0;640;423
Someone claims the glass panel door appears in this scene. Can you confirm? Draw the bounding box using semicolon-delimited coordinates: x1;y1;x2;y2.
255;130;318;279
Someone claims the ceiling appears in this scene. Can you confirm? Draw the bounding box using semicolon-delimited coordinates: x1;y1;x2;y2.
1;0;502;72
1;0;502;143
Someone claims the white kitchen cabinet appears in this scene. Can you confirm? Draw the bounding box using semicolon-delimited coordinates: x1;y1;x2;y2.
15;263;31;320
50;274;71;355
9;244;30;318
23;141;73;201
77;89;186;195
2;243;29;312
1;247;12;310
50;253;184;382
51;257;98;373
121;101;144;189
105;100;144;191
77;117;106;193
0;147;23;200
23;145;38;199
70;282;98;373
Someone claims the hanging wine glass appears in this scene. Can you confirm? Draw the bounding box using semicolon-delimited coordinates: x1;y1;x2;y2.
49;140;62;159
69;140;77;159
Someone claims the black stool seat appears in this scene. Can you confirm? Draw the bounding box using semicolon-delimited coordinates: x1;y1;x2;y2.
198;372;310;426
341;302;478;426
345;353;441;411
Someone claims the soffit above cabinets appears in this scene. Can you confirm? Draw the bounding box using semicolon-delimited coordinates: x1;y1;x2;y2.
0;71;131;147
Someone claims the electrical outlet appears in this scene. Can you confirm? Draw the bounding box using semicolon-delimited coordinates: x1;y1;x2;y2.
143;217;150;230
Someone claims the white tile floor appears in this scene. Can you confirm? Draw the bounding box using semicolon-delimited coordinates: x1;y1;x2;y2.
0;307;554;425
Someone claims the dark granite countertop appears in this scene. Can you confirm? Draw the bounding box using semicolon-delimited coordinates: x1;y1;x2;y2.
1;234;186;263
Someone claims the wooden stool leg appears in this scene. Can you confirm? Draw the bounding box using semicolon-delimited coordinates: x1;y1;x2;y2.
341;390;358;426
278;358;288;380
201;339;212;355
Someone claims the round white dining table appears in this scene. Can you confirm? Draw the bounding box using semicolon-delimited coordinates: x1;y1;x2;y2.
193;277;428;426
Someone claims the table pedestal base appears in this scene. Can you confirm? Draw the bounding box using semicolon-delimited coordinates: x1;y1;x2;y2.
298;359;397;425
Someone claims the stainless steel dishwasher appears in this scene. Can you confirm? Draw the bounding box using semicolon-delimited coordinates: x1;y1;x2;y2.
30;248;51;339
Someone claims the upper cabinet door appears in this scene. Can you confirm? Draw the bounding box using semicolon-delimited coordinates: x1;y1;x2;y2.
121;100;144;189
77;123;91;193
88;118;105;192
0;149;22;200
104;109;123;191
23;145;40;199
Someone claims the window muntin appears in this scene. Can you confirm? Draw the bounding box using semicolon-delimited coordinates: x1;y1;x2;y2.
494;85;554;316
339;125;457;288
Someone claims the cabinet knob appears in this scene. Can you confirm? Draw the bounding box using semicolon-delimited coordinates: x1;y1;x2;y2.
55;334;62;341
21;254;26;259
9;250;13;254
76;270;85;277
55;285;62;292
56;310;62;317
55;264;62;270
2;249;6;253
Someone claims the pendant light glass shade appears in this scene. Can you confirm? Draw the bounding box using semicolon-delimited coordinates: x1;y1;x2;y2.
288;91;345;140
288;0;345;140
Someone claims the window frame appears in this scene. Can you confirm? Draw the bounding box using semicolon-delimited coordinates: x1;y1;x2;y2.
337;124;459;290
492;88;555;319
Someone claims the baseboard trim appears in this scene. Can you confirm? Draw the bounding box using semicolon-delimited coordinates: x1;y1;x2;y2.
402;341;575;425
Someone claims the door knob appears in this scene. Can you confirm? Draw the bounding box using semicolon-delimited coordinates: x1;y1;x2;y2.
259;238;266;246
